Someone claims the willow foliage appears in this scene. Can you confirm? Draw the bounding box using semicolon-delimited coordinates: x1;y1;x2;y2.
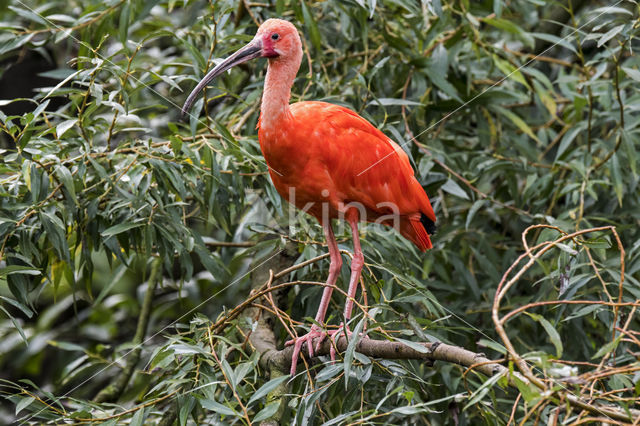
1;0;639;424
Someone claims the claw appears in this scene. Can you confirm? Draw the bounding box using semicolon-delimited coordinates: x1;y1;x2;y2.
286;326;327;376
328;323;352;362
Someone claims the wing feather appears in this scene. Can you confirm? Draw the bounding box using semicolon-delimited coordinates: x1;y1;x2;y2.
290;101;435;221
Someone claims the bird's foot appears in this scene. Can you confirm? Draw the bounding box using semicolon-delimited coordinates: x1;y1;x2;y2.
285;325;328;376
327;323;369;362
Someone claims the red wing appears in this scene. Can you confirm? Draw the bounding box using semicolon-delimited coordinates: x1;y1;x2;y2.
290;101;435;221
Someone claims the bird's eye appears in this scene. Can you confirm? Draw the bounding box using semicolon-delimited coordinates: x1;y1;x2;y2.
271;33;279;40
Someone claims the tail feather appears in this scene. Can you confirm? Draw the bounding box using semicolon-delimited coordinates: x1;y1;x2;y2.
399;215;435;252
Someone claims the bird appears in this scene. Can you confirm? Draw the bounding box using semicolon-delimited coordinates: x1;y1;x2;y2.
182;19;436;376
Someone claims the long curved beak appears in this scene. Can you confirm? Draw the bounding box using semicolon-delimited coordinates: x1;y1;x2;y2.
181;39;263;118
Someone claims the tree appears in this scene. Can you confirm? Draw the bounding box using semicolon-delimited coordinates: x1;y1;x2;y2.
1;0;639;424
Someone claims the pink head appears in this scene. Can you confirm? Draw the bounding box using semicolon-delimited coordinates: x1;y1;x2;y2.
256;19;302;59
182;18;302;117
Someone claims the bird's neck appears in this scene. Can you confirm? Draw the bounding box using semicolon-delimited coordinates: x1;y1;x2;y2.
260;52;301;130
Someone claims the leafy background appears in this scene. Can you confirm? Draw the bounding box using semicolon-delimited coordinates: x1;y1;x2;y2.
1;0;639;424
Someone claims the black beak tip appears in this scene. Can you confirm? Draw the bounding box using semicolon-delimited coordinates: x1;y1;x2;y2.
180;105;191;121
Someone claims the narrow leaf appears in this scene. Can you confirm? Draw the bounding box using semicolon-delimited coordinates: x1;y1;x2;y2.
248;375;289;406
200;399;238;416
344;318;365;389
101;222;143;237
253;401;280;423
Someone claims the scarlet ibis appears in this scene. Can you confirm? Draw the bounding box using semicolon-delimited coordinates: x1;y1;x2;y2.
182;19;436;375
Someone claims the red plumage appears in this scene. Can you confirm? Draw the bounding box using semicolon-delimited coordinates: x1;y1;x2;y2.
259;101;435;251
183;19;436;375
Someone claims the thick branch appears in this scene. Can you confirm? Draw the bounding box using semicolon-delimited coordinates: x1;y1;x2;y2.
254;336;638;423
258;337;502;379
243;245;637;424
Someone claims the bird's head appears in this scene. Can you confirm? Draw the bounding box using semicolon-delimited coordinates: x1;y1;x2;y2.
256;19;300;59
181;18;301;118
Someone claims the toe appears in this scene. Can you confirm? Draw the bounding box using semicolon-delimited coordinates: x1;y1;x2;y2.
306;336;314;358
290;340;303;376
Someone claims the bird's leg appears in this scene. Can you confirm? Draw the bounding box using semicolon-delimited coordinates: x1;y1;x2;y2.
286;221;342;375
328;217;365;361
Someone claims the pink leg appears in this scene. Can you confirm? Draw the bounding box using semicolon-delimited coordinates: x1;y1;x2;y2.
328;217;365;360
286;221;342;375
313;222;342;325
343;218;364;320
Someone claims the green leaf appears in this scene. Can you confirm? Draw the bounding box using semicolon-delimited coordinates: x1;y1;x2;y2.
15;396;35;415
101;222;144;237
429;0;442;16
8;5;48;26
56;119;77;138
494;106;540;144
610;151;624;206
477;339;507;355
493;0;502;16
483;18;533;47
466;199;486;229
0;34;35;55
592;6;633;16
527;313;563;358
221;358;236;389
248;375;289;406
0;265;41;278
30;99;50;124
582;236;611;249
492;55;530;89
47;340;86;352
555;123;586;161
463;370;506;410
621;130;637;177
512;374;539;403
530;32;577;53
622;66;640;82
440;178;469;200
253;401;280;423
40;212;71;263
315;364;342;382
394;338;431;354
0;295;34;317
301;1;321;52
55;164;77;204
43;69;81;99
423;65;462;103
532;80;556;117
119;1;131;45
344;318;365;389
597;24;625;47
199;399;238;416
129;406;145;426
368;98;422;107
592;336;622;360
0;305;29;344
178;395;195;426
